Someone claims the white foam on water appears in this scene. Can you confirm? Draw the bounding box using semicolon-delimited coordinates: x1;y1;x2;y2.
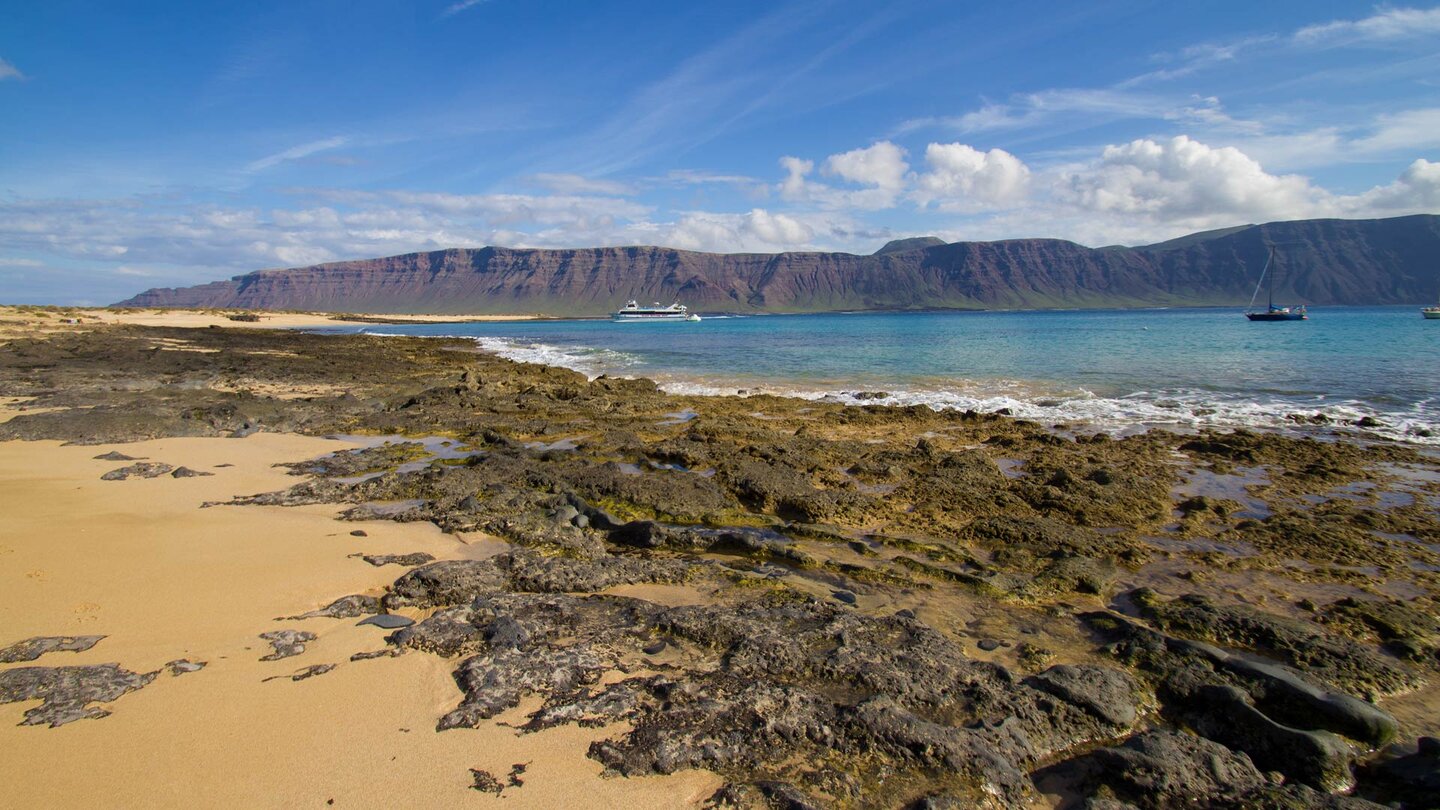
469;336;643;379
451;334;1440;446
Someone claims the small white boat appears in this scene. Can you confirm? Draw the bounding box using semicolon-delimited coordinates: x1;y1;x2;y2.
612;300;701;322
1423;306;1440;320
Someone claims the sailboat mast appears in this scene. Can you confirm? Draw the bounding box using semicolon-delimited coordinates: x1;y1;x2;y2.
1267;245;1276;309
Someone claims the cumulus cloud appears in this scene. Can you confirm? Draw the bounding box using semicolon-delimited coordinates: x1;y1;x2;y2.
1054;135;1324;225
1344;158;1440;212
664;209;816;253
779;142;910;209
0;58;23;81
1294;6;1440;46
913;143;1030;210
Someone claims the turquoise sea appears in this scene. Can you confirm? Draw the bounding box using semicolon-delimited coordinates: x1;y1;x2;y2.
327;306;1440;446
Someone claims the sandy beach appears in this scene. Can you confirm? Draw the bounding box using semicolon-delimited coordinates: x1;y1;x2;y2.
0;305;538;340
0;427;718;807
1;312;1438;809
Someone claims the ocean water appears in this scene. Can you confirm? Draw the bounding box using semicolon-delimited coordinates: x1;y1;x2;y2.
326;306;1440;445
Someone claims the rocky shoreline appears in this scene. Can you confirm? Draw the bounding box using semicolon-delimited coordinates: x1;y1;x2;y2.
2;321;1438;808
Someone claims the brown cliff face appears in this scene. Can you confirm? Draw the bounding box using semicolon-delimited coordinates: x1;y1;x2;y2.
116;215;1440;314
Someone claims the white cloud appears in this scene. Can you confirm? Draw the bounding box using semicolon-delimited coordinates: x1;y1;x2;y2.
1352;108;1440;153
913;143;1030;211
244;136;349;173
779;142;910;210
823;141;909;193
0;257;43;267
665;209;815;253
1054;135;1325;225
440;0;492;18
528;173;635;196
1344;158;1440;212
0;58;23;81
778;156;815;199
1294;6;1440;46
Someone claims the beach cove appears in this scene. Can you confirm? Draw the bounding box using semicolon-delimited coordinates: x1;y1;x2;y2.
1;308;1438;808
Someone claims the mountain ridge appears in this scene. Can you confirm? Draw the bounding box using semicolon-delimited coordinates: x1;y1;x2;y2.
117;214;1440;314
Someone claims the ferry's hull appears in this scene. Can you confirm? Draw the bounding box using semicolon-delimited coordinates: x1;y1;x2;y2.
612;313;696;322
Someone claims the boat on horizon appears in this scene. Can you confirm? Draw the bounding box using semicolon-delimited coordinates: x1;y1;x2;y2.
1245;245;1308;321
612;300;701;322
1424;305;1439;320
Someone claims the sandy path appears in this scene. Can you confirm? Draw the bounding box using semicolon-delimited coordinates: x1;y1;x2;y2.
0;433;719;807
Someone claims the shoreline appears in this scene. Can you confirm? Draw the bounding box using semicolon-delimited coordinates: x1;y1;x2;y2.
2;317;1438;808
0;305;541;338
335;318;1440;449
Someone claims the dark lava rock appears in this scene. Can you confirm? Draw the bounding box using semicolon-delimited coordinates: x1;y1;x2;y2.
1188;683;1354;791
258;629;316;661
391;580;1144;805
831;589;857;605
0;634;105;663
170;466;214;478
977;638;1002;651
1132;589;1419;698
350;529;368;537
1027;664;1139;727
279;594;382;621
0;664;156;726
351;648;404;661
358;614;415;629
1356;736;1440;809
469;768;504;794
1084;609;1399;790
350;552;435;567
284;442;429;478
100;462;174;480
93;451;141;461
164;659;206;676
263;663;335;682
641;639;667;655
1050;729;1265;809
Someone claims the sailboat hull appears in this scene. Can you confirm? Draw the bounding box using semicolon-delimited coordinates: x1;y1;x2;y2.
1246;311;1308;321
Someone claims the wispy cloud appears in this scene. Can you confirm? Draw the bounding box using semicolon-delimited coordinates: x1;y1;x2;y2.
0;257;44;267
527;173;635;196
1294;5;1440;46
440;0;492;19
244;136;349;173
0;57;25;81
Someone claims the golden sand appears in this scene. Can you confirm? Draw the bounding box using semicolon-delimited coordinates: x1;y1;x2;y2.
0;305;538;340
0;433;720;807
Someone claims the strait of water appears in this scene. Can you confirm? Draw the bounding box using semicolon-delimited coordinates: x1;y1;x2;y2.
326;306;1440;445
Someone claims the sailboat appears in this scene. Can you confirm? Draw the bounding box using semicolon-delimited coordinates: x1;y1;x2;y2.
1245;245;1307;321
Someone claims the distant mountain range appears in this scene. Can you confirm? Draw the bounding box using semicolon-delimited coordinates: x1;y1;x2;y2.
117;214;1440;314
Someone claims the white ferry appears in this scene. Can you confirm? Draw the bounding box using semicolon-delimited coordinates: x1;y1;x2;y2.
612;300;701;322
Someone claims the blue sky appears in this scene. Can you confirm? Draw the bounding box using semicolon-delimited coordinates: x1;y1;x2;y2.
2;0;1438;304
